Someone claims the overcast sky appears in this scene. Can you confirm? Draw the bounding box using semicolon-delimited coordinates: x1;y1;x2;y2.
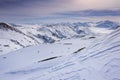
0;0;120;23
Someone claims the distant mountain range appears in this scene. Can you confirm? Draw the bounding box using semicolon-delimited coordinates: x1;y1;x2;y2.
0;20;119;55
95;20;119;29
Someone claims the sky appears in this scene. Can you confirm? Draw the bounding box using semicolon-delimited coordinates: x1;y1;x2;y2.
0;0;120;23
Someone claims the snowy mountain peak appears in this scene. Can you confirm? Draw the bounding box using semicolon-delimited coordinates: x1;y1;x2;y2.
96;20;119;29
0;22;15;31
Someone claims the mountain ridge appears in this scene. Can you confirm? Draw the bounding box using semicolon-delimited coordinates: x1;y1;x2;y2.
0;21;119;55
0;24;120;80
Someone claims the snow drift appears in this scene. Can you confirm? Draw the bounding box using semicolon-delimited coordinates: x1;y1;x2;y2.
0;26;120;80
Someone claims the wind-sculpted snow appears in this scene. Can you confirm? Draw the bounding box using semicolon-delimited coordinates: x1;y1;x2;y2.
0;28;120;80
26;28;120;80
101;58;120;80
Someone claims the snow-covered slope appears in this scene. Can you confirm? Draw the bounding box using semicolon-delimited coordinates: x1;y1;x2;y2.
0;20;119;55
0;23;40;55
0;22;95;55
0;26;120;80
36;28;120;80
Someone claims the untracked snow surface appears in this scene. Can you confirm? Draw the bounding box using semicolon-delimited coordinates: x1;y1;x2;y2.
0;27;120;80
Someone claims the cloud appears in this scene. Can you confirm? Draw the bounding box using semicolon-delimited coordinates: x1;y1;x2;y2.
55;10;120;17
0;0;70;16
0;0;120;23
71;0;120;10
0;0;119;16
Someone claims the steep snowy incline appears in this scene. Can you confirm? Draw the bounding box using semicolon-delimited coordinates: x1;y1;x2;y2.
32;28;120;80
0;23;40;55
0;37;95;74
0;28;120;80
